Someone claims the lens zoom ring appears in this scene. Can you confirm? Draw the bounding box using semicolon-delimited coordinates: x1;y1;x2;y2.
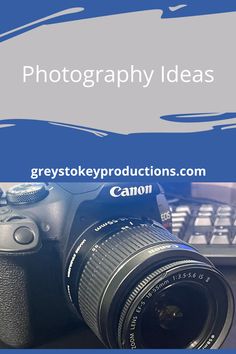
78;224;180;337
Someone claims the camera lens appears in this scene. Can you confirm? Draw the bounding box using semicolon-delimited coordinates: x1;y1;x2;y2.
65;217;234;349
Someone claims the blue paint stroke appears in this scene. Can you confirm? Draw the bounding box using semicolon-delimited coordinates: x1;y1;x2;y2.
1;1;236;43
0;118;235;181
161;112;236;123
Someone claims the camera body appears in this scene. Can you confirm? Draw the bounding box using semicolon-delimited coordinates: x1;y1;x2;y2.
0;182;171;347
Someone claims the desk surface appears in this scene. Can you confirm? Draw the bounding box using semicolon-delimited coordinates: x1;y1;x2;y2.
0;267;235;349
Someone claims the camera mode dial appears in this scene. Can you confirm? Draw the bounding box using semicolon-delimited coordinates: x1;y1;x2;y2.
6;183;48;205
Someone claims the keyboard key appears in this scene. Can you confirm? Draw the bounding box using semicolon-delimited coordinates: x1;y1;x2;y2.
172;212;188;218
217;206;232;213
198;212;212;217
217;211;231;217
172;217;186;223
172;222;184;229
194;217;212;227
199;205;214;212
210;234;229;245
213;228;229;236
214;217;231;227
189;234;207;245
176;206;191;214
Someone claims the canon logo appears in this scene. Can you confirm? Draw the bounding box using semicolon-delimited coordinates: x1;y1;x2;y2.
110;185;153;198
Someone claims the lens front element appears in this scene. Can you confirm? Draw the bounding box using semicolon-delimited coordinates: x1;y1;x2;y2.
141;282;210;348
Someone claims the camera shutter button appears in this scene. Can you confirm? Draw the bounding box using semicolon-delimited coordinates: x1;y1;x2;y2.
14;227;35;245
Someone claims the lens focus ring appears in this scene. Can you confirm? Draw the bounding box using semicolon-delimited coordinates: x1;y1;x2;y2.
78;221;181;339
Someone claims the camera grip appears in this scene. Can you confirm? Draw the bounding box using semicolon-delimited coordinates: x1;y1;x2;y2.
0;256;34;347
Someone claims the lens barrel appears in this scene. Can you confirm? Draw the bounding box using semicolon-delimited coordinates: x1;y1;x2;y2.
65;217;234;349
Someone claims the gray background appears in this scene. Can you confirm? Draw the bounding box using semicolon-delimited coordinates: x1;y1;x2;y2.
0;10;236;133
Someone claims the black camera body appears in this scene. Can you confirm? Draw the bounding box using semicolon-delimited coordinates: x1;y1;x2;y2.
0;183;234;349
0;182;170;347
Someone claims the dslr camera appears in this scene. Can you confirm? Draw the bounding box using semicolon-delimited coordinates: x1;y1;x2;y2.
0;183;234;348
